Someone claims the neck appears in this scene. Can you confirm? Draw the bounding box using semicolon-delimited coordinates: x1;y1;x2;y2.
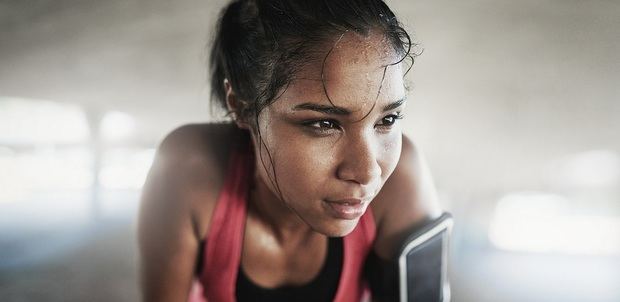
248;172;316;243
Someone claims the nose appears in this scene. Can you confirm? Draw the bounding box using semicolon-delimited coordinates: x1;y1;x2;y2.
336;133;382;186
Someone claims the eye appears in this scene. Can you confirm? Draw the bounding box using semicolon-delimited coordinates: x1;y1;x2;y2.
308;120;339;129
376;113;404;128
302;119;341;135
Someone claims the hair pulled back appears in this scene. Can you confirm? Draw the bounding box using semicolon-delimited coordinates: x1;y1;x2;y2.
210;0;416;124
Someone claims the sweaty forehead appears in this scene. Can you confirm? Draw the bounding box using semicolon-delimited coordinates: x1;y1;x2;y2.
296;31;398;79
329;31;397;69
280;31;404;110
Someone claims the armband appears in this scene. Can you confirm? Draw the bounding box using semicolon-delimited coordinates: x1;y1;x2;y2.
366;212;453;302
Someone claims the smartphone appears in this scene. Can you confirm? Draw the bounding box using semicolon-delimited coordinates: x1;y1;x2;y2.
398;212;453;302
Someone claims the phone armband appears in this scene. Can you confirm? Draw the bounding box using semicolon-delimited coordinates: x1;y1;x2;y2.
366;212;454;302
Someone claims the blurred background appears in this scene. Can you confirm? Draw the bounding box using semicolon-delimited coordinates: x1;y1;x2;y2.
1;0;618;301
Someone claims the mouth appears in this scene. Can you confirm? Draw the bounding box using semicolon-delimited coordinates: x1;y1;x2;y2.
323;198;367;220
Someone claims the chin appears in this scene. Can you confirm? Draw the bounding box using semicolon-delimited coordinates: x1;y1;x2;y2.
316;218;361;237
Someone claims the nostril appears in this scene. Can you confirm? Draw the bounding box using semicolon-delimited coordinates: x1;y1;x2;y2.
336;158;381;186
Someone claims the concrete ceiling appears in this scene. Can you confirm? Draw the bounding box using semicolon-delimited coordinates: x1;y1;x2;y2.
1;0;227;140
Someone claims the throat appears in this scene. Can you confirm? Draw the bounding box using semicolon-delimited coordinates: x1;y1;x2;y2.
247;180;313;242
239;228;339;289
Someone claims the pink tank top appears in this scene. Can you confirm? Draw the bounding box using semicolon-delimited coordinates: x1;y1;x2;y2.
188;142;376;302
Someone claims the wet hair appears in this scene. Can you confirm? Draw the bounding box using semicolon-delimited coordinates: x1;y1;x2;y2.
210;0;416;123
209;0;417;202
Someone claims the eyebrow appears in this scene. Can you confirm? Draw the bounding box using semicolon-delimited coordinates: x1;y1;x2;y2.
292;98;406;115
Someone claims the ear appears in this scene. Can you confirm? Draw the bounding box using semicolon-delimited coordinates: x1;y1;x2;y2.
224;79;250;129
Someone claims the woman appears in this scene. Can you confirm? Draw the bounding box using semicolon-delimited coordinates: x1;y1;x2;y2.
138;0;443;301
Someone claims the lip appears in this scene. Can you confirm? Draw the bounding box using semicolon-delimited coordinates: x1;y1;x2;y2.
324;199;366;220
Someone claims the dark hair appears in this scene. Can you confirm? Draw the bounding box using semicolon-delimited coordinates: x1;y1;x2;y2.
209;0;416;123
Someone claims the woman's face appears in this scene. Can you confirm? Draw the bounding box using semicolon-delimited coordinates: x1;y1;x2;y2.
252;32;406;237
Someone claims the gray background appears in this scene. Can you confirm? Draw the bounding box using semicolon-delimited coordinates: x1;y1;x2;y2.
1;0;619;301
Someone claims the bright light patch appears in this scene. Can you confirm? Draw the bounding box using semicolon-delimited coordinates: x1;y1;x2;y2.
100;111;136;141
0;147;93;204
0;147;25;204
100;148;156;189
0;97;90;145
489;191;620;255
545;150;620;188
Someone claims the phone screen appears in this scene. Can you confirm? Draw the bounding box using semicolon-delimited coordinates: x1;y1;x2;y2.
404;229;446;302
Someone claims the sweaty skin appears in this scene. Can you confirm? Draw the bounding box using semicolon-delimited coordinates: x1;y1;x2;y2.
246;32;405;239
138;32;442;301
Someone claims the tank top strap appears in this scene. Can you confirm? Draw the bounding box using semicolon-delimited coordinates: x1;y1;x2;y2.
334;208;377;302
198;142;253;302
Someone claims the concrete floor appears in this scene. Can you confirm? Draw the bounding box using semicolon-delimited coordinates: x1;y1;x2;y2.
0;224;139;302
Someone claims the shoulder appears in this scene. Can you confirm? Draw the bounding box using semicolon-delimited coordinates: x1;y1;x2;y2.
154;122;247;184
156;122;239;168
138;122;245;300
369;134;443;259
149;122;237;199
140;122;245;240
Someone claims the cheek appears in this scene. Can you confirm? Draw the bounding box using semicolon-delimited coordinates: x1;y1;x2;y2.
259;126;336;201
379;133;403;179
273;136;335;190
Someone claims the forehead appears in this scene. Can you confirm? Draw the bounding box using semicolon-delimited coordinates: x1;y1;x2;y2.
327;31;398;73
276;31;405;113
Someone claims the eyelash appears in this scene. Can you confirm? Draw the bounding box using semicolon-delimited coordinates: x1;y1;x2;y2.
378;112;405;127
302;112;404;134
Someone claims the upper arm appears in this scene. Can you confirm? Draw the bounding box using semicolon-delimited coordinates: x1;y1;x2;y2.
137;125;219;302
371;134;443;259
